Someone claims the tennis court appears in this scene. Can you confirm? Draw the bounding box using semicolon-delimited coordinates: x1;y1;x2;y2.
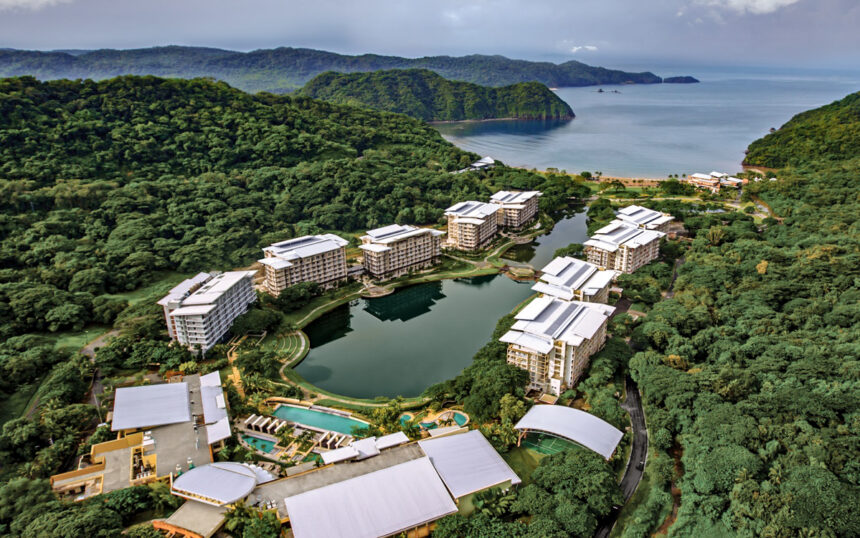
522;433;578;455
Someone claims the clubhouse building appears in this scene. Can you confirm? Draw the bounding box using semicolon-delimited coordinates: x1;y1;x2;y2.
259;234;348;295
359;224;445;280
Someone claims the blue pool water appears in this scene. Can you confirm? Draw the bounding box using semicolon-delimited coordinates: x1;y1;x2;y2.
453;412;468;426
273;405;368;435
243;434;277;453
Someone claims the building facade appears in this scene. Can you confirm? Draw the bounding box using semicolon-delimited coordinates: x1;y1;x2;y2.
444;201;502;251
158;271;256;352
490;191;541;228
259;234;348;295
359;224;444;280
584;220;665;274
500;297;614;396
532;256;616;304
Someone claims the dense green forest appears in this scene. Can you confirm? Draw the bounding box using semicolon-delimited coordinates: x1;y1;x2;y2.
0;46;670;93
744;90;860;167
300;69;574;121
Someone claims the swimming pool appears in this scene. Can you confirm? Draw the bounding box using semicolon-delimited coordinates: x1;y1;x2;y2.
273;405;368;435
243;434;277;454
453;412;468;426
399;414;413;427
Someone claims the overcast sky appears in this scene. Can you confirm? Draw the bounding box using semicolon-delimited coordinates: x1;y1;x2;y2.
1;0;858;70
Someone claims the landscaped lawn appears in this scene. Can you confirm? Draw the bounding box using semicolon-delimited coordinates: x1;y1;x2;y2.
0;380;43;425
502;445;545;486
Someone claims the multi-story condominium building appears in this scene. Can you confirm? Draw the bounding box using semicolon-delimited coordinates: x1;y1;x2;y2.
500;297;615;396
584;220;665;274
258;234;348;295
158;271;256;352
490;190;542;228
444;201;502;251
532;256;616;304
615;205;675;232
359;224;445;280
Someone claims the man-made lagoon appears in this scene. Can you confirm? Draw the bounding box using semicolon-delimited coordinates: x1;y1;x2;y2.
295;209;588;398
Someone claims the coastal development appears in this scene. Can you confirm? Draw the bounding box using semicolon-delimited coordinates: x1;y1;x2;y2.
685;171;746;193
259;234;349;294
158;271;256;352
584;221;665;273
359;224;445;280
501;297;615;396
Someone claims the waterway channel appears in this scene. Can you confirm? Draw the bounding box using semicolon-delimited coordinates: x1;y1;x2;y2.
294;206;589;398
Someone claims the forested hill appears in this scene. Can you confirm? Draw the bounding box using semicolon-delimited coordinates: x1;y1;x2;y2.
623;95;860;535
300;69;574;121
744;91;860;167
0;75;580;339
0;46;667;93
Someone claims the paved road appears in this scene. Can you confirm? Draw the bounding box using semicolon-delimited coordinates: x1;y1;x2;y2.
82;329;118;411
594;376;648;538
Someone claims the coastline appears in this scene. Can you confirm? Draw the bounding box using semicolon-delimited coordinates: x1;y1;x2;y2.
429;115;574;125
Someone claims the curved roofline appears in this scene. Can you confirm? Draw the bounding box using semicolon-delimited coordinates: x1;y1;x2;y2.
514;405;623;459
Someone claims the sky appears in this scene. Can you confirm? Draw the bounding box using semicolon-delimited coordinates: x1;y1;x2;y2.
1;0;858;70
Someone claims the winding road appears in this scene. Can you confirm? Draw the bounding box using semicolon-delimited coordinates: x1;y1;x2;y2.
594;375;648;538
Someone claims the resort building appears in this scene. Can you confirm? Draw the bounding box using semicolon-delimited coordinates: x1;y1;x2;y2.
490;190;542;228
444;201;502;251
686;173;722;193
615;204;675;232
258;234;348;295
533;256;616;304
500;297;615;396
154;430;520;538
455;156;496;174
514;405;623;460
584;220;665;274
158;271;256;352
359;224;445;280
50;373;231;501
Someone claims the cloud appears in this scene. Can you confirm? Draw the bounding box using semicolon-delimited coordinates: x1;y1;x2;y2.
0;0;71;10
570;45;598;53
696;0;801;15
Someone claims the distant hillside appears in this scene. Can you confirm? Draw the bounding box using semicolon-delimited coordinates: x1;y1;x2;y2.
300;69;574;121
744;91;860;167
0;46;671;94
663;76;699;83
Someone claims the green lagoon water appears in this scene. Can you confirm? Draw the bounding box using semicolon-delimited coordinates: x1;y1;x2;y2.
296;210;588;398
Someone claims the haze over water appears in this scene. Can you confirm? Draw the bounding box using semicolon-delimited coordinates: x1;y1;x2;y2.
435;68;860;177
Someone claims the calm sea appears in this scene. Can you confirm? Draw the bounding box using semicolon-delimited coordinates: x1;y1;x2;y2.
434;68;860;177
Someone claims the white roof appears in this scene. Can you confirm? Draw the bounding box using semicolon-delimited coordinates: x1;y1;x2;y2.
375;432;409;450
199;371;228;428
475;156;495;165
284;457;457;538
172;462;263;506
709;171;728;178
616;205;674;229
351;437;381;460
490;190;541;206
361;224;444;246
263;234;348;261
206;417;232;444
514;405;623;459
689;173;719;183
111;383;190;431
501;297;614;353
180;271;255;306
419;430;521;498
444;201;499;221
321;446;360;465
168;304;218;317
258;257;293;269
358;243;391;253
157;273;211;306
587;220;665;250
533;256;615;300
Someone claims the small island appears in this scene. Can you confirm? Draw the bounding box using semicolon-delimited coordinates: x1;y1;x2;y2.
300;68;575;122
663;76;700;84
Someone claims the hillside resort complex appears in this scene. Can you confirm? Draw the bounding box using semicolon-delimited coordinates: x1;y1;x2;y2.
359;224;446;280
158;271;257;352
445;190;542;251
501;297;615;396
258;234;349;295
583;205;673;274
684;171;746;193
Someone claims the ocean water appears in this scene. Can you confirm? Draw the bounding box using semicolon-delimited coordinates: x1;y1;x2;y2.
434;69;860;177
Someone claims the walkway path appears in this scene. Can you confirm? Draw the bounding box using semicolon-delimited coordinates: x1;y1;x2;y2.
227;335;248;398
594;376;648;538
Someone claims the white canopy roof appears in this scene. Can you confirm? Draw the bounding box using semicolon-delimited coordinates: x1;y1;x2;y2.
514;405;623;459
284;457;457;538
111;383;190;431
172;462;265;506
418;430;521;498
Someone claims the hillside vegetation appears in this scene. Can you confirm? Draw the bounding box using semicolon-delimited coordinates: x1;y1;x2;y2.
300;69;574;121
0;46;667;93
744;91;860;167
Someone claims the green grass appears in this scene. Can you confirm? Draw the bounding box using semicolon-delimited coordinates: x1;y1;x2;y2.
629;302;650;313
102;271;190;305
50;325;111;351
0;380;43;425
502;445;546;486
281;283;364;328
